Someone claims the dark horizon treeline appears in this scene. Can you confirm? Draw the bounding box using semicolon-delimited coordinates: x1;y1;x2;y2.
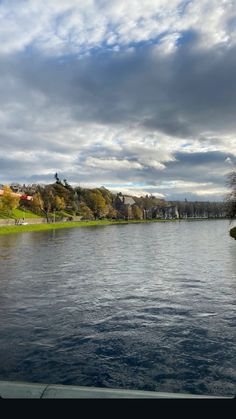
5;173;232;221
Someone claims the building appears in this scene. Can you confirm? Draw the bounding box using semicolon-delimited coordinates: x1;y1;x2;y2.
114;194;137;219
149;204;179;219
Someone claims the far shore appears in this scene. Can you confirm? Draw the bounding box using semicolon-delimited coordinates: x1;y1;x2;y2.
0;217;230;236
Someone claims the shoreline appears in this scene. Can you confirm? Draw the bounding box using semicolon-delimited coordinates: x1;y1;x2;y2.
0;217;230;236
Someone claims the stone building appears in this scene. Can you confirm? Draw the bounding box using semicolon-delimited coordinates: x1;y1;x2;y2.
114;194;136;219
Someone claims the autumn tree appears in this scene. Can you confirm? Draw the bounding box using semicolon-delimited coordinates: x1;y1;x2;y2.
132;204;143;219
83;189;107;219
51;176;78;214
53;196;65;212
78;202;94;220
0;185;20;216
106;205;118;219
32;186;60;222
31;192;44;215
31;191;50;221
99;187;113;205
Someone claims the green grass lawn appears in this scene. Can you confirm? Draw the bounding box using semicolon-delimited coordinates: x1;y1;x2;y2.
0;220;125;235
0;218;179;236
0;216;227;237
0;208;41;219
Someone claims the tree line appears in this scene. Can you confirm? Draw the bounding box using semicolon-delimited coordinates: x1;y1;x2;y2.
0;171;235;222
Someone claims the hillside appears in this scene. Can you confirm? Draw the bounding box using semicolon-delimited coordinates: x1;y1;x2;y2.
0;208;41;219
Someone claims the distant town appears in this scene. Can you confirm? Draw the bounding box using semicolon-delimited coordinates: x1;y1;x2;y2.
0;174;229;225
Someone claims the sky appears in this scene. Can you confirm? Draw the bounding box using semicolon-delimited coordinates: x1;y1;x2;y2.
0;0;236;201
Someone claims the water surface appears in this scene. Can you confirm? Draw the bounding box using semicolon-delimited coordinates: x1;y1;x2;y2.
0;220;235;396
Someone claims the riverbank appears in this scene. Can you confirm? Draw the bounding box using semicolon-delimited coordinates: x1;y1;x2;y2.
230;226;236;239
0;218;178;236
0;217;229;236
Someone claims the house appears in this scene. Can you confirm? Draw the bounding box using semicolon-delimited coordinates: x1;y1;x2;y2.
20;194;33;202
114;194;137;219
0;187;32;201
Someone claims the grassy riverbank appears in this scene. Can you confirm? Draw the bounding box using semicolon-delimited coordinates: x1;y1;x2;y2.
0;209;41;219
230;226;236;240
0;217;229;236
0;218;179;236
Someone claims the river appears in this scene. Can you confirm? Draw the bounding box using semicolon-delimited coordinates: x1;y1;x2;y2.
0;220;235;396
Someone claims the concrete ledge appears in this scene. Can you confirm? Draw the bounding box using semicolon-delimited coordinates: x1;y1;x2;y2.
0;381;231;399
0;381;46;398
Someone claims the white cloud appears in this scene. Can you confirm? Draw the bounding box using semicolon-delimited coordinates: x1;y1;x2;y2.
85;157;143;170
0;0;235;56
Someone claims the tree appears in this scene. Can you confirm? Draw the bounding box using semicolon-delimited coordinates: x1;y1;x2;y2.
32;187;66;222
63;178;73;191
106;205;118;219
132;204;143;219
99;187;113;205
54;173;62;184
78;202;94;220
84;190;107;218
31;192;44;214
0;185;20;216
33;186;55;222
53;196;65;212
226;170;236;220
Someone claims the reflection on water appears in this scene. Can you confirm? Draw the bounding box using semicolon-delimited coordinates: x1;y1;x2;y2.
0;220;235;396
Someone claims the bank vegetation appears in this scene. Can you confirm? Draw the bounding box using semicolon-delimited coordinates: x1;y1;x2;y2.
0;174;229;225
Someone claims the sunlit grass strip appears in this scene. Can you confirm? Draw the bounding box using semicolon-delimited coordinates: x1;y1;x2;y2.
0;217;225;236
0;209;41;219
0;218;180;236
230;226;236;240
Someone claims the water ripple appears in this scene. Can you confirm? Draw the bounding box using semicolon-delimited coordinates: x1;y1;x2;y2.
0;220;235;396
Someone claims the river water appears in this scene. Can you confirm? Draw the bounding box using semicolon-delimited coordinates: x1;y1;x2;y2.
0;220;235;396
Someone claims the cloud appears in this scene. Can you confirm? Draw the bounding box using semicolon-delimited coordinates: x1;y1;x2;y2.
0;0;235;56
0;0;236;200
85;157;144;170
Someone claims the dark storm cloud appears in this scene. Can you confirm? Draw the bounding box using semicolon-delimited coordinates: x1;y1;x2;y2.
2;39;236;139
3;45;236;137
157;151;236;184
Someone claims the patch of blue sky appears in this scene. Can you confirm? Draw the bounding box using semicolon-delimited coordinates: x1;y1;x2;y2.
24;42;36;55
26;27;194;59
74;31;170;56
91;30;195;55
176;30;197;46
112;33;170;50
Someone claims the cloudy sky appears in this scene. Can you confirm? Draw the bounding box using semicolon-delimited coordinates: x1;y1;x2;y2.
0;0;236;201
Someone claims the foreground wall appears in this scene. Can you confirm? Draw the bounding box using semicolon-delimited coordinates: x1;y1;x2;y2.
0;380;227;399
